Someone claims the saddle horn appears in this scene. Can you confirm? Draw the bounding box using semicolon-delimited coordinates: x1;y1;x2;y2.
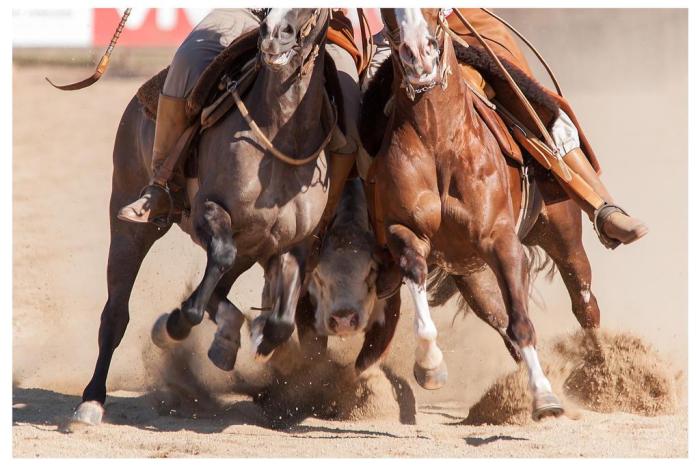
46;8;132;91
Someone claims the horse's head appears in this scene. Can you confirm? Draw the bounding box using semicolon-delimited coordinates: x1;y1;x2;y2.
382;8;449;98
259;8;329;73
308;180;380;337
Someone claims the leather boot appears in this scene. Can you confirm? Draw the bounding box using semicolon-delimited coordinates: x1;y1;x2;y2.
562;148;648;248
118;94;189;225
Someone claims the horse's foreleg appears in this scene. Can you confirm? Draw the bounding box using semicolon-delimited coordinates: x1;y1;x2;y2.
254;244;308;359
204;259;255;371
75;220;168;425
165;201;235;340
387;223;447;390
355;292;401;374
481;225;562;421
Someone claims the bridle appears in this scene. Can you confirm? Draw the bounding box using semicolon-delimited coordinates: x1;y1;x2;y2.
384;9;453;101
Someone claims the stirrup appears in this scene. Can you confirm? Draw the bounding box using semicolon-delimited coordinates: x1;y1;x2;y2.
140;183;174;229
593;203;625;250
146;183;174;229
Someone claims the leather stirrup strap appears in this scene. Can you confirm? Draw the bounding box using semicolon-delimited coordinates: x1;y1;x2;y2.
152;121;201;186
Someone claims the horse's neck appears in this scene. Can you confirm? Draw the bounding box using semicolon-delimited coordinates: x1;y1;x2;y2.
254;56;326;138
394;43;474;143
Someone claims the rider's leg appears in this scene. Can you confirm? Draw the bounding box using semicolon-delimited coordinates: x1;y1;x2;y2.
552;109;648;248
118;9;261;224
311;44;362;248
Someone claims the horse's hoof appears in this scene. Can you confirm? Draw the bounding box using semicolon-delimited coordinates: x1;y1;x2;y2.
254;341;275;363
208;337;239;371
151;313;175;349
413;360;448;390
531;392;564;421
72;401;104;426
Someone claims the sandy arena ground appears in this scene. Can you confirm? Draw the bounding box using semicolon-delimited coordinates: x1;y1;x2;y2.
12;9;688;458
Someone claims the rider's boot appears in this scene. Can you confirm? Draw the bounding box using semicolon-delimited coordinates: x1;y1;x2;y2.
118;94;189;225
561;147;648;248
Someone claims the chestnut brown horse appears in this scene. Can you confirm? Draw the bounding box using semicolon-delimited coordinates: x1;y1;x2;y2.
365;8;602;421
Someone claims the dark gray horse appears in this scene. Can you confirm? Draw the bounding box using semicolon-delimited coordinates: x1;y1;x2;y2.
74;8;336;425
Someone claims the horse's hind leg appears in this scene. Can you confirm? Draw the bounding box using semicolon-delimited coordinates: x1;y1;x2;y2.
524;199;601;328
387;223;447;390
450;269;522;363
75;219;169;425
253;245;308;359
164;201;236;341
480;224;563;421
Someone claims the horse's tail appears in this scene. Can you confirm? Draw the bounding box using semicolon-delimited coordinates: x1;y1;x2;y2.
523;244;557;311
426;267;470;316
524;244;557;287
427;245;557;322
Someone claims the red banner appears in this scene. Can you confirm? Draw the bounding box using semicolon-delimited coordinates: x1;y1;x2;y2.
93;8;195;47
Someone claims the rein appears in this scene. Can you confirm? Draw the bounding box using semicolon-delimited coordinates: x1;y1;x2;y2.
228;9;338;167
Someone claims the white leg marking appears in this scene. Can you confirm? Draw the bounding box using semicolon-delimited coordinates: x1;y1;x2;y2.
580;283;591;304
406;280;443;370
521;346;553;395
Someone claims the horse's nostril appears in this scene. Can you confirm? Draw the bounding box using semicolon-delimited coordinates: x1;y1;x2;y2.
351;314;359;328
328;317;337;331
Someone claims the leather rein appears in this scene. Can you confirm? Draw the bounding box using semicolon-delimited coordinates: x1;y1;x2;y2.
227;8;338;167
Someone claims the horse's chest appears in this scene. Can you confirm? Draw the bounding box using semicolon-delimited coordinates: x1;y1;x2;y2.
230;168;328;252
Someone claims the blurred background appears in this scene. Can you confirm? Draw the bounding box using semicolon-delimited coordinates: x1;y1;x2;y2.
12;8;687;408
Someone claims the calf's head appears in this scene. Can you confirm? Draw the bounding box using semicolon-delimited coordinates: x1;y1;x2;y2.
308;180;379;336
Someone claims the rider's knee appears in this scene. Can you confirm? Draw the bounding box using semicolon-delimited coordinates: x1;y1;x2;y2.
551;109;580;155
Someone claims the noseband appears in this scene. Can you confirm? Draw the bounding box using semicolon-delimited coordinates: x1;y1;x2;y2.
384;10;453;101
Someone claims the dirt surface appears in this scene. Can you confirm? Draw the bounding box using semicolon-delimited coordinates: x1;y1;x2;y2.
12;9;688;458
